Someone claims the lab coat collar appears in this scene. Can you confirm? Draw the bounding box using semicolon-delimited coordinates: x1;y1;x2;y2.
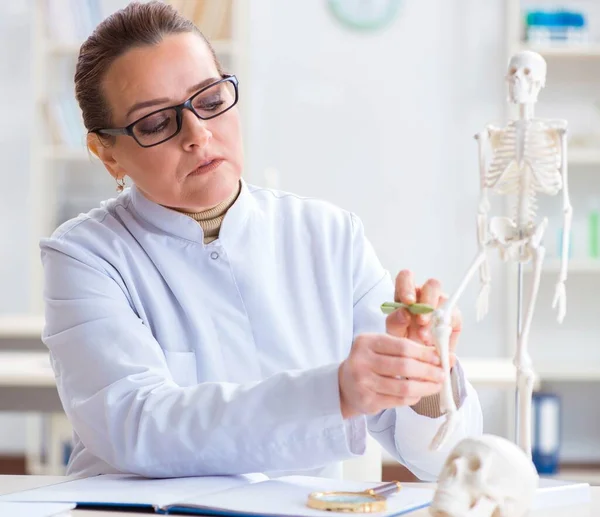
129;178;253;247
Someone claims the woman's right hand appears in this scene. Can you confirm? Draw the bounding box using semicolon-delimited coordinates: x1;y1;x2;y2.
338;333;445;419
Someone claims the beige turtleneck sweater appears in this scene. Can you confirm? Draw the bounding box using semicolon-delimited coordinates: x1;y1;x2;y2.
174;182;241;244
176;183;458;418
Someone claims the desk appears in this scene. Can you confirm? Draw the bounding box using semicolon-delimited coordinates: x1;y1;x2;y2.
0;475;598;516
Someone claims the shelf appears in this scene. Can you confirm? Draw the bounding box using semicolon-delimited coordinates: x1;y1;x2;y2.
0;314;45;339
26;462;66;476
522;258;600;274
460;358;600;384
43;146;92;161
569;148;600;165
520;43;600;57
460;357;519;388
535;363;600;382
0;351;54;387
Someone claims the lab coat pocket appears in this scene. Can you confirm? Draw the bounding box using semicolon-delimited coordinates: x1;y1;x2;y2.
163;350;198;387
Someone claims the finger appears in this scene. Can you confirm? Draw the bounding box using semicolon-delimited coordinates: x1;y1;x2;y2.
408;287;427;343
417;278;442;325
385;308;410;338
449;308;462;353
373;376;443;399
369;354;444;383
409;318;425;344
361;394;420;414
441;295;461;333
371;336;441;365
417;324;432;346
415;290;433;343
449;352;457;369
395;270;416;304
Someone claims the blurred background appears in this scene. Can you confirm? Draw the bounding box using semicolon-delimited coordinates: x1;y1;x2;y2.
1;0;600;483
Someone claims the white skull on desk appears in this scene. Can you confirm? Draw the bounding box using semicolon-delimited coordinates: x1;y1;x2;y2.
430;434;539;517
506;50;547;104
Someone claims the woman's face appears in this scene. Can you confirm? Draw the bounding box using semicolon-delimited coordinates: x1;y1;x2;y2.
91;32;243;211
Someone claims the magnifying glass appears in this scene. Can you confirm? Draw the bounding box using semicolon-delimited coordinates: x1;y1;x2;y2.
306;481;402;513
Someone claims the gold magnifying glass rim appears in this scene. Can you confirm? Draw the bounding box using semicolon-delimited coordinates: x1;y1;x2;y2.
307;490;387;513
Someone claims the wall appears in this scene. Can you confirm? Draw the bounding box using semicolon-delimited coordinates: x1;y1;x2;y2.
0;1;35;454
0;2;33;314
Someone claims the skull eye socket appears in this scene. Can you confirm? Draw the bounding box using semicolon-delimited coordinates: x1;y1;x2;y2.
524;68;531;75
468;457;482;471
509;67;517;75
445;456;459;476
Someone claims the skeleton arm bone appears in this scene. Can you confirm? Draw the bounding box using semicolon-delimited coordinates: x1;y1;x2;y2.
429;250;488;451
551;125;572;323
474;126;501;320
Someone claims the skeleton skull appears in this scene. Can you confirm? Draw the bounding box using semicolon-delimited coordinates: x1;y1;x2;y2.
430;434;539;517
506;51;547;104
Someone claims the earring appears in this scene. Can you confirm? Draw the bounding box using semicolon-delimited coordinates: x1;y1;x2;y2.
116;177;126;192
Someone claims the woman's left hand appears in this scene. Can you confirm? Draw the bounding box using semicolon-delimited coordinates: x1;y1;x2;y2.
385;270;461;368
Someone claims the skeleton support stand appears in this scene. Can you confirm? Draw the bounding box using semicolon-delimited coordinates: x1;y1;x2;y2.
515;261;525;452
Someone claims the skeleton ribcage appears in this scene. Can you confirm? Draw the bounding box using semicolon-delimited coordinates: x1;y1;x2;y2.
484;122;563;228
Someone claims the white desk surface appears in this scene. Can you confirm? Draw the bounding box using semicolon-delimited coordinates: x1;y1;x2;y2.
0;475;598;516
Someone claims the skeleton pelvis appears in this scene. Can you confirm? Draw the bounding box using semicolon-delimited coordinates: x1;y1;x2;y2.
489;217;518;242
488;217;534;262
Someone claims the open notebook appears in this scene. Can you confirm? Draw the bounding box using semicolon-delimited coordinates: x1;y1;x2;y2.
0;502;75;517
0;474;434;516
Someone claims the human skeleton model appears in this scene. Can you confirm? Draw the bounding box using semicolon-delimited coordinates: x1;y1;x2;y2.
429;50;572;457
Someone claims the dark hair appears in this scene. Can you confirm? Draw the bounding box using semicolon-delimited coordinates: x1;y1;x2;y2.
74;0;223;137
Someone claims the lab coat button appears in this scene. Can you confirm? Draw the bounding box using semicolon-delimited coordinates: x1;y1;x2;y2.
210;251;219;260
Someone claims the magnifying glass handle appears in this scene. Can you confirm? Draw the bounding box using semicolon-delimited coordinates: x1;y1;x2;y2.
365;481;402;498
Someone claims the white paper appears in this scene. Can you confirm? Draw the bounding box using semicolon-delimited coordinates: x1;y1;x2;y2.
169;475;433;516
534;478;591;509
0;502;75;517
0;473;267;509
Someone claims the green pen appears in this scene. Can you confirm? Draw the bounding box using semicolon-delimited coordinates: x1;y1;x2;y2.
380;301;435;315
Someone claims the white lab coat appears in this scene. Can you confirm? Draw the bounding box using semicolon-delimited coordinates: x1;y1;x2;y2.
40;179;482;480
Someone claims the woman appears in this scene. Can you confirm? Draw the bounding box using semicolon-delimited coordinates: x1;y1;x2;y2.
40;1;482;480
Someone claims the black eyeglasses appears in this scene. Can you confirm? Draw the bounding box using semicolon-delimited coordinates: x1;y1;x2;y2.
92;74;239;148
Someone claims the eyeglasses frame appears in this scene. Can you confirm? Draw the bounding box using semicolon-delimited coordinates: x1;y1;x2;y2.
91;74;239;148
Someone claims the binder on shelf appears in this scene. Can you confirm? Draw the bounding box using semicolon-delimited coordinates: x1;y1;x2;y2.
532;392;561;475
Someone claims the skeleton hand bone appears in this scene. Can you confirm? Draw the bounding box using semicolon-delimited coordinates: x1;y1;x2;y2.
476;283;490;322
393;271;462;358
552;281;566;323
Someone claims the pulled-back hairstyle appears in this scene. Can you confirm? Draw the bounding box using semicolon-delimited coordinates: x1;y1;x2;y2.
74;0;223;136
